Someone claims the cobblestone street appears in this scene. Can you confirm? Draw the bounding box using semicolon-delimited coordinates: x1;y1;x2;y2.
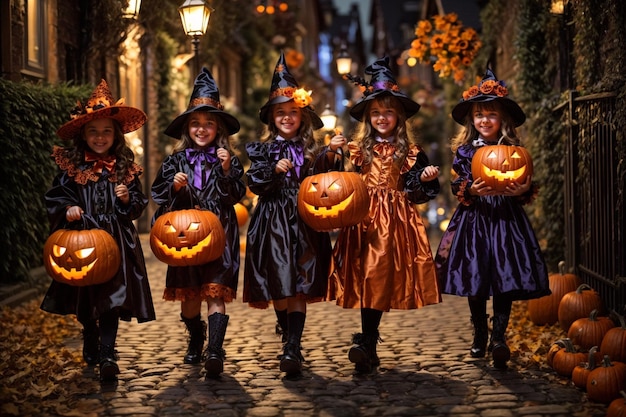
32;234;603;417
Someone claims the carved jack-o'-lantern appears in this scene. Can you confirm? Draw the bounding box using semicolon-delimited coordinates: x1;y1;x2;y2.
297;171;369;231
471;145;533;193
150;209;226;266
43;228;121;286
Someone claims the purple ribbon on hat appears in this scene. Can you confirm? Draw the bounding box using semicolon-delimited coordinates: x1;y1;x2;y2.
186;147;217;189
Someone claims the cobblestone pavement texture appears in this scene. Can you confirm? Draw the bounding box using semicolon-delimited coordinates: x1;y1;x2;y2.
5;234;610;417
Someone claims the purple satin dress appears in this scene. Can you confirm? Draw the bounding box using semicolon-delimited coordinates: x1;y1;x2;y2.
435;143;550;300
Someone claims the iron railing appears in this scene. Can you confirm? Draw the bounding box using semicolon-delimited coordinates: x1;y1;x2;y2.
558;91;626;314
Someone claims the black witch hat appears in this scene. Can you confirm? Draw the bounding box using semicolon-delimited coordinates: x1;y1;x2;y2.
451;67;526;127
347;56;420;122
259;51;324;130
165;67;240;139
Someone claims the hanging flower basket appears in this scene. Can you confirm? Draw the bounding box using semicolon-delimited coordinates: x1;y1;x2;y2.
408;13;482;84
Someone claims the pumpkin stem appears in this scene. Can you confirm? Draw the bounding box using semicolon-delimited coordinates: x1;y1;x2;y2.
560;337;577;352
601;354;614;368
611;310;626;329
575;283;593;294
558;260;566;275
586;346;598;369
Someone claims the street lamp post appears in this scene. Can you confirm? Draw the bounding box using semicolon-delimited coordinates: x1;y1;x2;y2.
336;43;353;76
178;0;213;76
320;104;338;132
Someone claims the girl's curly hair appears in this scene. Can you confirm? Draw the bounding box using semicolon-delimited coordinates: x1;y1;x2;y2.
351;95;411;165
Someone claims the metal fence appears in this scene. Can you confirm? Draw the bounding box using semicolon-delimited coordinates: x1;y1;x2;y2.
559;91;626;314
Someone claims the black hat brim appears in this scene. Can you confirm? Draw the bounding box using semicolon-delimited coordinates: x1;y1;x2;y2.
164;105;240;139
349;90;421;122
259;96;324;130
451;96;526;127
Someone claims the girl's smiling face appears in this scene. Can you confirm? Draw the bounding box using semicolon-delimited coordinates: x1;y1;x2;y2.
472;105;502;141
368;99;398;139
188;111;218;148
84;118;115;156
272;102;302;139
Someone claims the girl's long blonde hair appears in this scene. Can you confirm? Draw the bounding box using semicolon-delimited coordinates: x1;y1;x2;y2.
260;104;320;161
450;101;521;152
172;111;233;154
351;95;410;165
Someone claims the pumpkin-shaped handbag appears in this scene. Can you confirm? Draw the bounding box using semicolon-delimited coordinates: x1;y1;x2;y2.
43;216;121;286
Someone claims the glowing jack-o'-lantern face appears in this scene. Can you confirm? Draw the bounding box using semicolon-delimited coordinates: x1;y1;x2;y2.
471;145;533;193
297;171;369;231
43;228;121;286
150;209;226;266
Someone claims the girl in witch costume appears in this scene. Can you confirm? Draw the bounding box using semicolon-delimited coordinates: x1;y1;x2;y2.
151;68;245;378
41;80;155;382
435;68;550;369
327;57;442;373
243;52;337;376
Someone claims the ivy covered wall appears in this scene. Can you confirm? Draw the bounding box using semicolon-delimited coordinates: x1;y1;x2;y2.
475;0;626;272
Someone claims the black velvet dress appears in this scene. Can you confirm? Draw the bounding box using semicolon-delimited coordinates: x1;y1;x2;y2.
243;138;333;308
151;148;246;302
40;146;156;323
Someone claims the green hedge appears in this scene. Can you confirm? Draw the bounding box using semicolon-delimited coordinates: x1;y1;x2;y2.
0;80;92;284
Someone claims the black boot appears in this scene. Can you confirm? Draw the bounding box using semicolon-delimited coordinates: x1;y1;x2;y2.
348;331;380;373
470;315;489;358
468;298;489;358
490;296;512;369
81;319;99;366
98;311;119;382
181;314;207;364
280;312;305;376
349;308;382;373
204;312;229;377
99;344;119;382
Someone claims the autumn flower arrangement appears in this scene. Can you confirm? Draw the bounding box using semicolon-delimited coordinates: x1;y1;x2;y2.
408;13;482;84
462;78;508;100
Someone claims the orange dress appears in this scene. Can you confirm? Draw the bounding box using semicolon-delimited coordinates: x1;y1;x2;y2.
328;140;442;311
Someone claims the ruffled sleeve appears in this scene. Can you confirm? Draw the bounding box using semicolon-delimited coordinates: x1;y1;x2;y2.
451;144;477;206
245;141;286;196
403;145;440;204
214;155;246;206
347;141;364;170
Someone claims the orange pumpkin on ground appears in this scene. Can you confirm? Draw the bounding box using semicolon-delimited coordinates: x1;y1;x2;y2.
297;170;369;232
150;209;226;267
607;391;626;417
586;355;626;404
527;261;581;325
568;309;616;351
551;338;587;377
558;283;604;332
43;227;121;286
471;144;533;193
571;346;599;390
600;313;626;363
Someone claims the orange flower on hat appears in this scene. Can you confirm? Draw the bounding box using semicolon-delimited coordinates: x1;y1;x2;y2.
407;13;482;84
292;88;312;108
